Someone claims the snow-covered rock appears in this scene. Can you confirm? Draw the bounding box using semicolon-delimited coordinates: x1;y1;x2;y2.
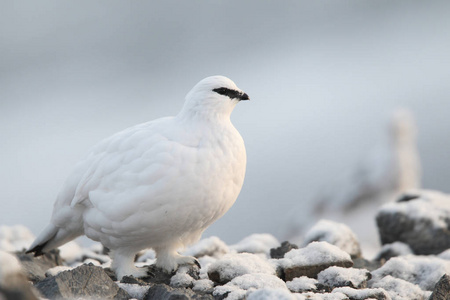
374;242;413;262
332;286;391;300
169;265;196;288
183;236;229;258
230;233;279;256
214;273;287;300
286;276;318;292
247;288;297;300
270;241;299;259
207;252;276;284
298;291;349;299
303;220;362;258
376;189;450;255
279;241;353;280
317;266;371;289
370;255;450;291
370;275;431;300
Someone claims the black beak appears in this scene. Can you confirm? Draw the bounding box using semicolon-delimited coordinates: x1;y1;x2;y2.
240;93;250;101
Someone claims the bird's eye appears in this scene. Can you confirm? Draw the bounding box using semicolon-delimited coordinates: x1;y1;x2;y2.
213;87;242;100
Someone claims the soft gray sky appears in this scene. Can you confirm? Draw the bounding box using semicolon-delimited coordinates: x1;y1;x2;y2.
1;0;450;244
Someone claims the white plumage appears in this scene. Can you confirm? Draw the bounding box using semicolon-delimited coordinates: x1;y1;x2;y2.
28;76;249;279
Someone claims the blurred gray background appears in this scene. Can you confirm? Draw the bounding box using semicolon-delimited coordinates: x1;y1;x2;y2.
2;1;450;246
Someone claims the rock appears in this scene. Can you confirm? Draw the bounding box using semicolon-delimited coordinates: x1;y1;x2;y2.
120;264;200;287
279;241;353;281
370;254;450;291
376;190;450;255
143;283;214;300
374;242;413;262
303;220;362;259
352;257;382;272
270;241;298;259
332;287;391;300
207;253;276;284
286;276;318;293
34;264;130;299
15;249;62;283
213;273;288;300
317;266;371;289
429;274;450;300
369;275;430;300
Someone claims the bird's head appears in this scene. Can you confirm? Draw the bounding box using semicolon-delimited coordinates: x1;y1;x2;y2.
179;76;249;121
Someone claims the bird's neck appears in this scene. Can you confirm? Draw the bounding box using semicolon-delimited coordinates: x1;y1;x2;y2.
176;107;232;126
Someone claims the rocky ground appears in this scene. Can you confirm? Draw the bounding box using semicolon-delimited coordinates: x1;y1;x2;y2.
1;189;450;300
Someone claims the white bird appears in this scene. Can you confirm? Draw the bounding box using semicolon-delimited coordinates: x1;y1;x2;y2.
27;76;249;279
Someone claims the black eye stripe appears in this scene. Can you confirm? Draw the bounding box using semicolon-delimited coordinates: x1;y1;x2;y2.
213;87;243;100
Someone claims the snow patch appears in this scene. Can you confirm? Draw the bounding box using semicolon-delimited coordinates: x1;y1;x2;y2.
230;233;279;255
286;276;318;292
280;241;352;269
370;275;430;300
45;266;73;277
117;283;150;300
0;250;23;282
0;225;35;252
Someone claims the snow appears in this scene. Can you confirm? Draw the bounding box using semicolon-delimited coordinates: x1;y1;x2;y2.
332;287;391;300
303;220;361;258
0;225;35;252
45;266;73;277
192;279;214;293
183;236;229;258
197;255;217;279
247;288;297;300
208;252;276;282
286;276;318;292
230;233;279;255
370;275;431;300
317;266;369;288
214;273;287;300
169;265;195;288
280;241;352;269
0;250;23;282
117;283;149;300
58;241;83;264
379;189;450;229
297;291;348;299
370;254;450;290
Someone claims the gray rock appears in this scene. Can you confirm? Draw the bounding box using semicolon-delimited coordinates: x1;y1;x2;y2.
143;284;214;300
34;264;130;299
120;264;200;286
352;257;382;272
332;287;391;300
376;190;450;255
429;274;450;300
15;249;62;283
270;241;298;259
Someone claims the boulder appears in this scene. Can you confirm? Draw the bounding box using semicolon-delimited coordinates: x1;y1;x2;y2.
34;264;130;299
376;190;450;255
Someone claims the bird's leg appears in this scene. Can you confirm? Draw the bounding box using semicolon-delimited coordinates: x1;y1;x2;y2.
111;249;150;280
155;247;200;273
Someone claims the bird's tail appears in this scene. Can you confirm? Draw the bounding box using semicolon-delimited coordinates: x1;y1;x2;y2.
26;224;81;256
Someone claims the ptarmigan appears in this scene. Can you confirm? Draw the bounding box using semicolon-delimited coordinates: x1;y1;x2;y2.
27;76;249;279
